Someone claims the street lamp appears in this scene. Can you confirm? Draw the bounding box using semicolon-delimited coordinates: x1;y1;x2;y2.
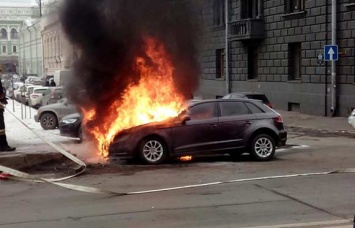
36;0;42;17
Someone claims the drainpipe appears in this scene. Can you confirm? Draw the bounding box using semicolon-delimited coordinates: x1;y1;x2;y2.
225;0;230;94
330;0;337;116
33;24;39;77
27;26;33;75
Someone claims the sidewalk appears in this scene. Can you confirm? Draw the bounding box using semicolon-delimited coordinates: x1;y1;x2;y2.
277;110;355;137
0;99;70;169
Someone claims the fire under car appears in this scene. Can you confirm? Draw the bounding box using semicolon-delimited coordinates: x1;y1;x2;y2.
108;99;287;164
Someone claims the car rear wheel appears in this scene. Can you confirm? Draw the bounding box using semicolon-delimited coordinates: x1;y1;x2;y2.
139;138;168;165
250;134;275;161
40;113;57;130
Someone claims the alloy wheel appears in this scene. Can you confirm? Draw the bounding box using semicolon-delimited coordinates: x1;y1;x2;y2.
142;140;164;163
254;137;273;158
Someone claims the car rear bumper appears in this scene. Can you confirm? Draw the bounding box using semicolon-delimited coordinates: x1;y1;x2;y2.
278;131;287;147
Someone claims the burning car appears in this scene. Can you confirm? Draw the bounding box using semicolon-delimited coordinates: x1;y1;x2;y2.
109;99;287;164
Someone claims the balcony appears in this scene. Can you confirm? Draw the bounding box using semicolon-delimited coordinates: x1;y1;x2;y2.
229;18;265;41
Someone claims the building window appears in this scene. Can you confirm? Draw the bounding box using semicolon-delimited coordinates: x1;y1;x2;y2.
13;46;17;53
2;46;7;54
285;0;305;13
216;49;225;79
289;43;301;80
248;46;258;80
10;29;18;39
241;0;260;19
213;0;225;26
0;28;7;39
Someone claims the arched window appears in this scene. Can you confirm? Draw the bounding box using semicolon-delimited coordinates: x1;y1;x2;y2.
0;28;7;39
10;28;18;39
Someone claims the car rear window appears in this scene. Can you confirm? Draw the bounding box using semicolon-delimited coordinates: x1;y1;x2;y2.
246;94;269;103
219;101;249;117
34;89;48;94
245;102;264;114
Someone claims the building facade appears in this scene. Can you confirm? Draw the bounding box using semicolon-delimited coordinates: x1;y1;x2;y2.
197;0;355;117
41;12;72;77
0;4;35;73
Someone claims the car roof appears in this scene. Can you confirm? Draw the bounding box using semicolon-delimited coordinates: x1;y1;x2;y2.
190;98;257;105
229;92;266;95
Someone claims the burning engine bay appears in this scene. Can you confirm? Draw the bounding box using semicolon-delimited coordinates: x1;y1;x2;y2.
60;0;200;158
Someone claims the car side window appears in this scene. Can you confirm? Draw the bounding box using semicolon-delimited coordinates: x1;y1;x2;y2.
245;102;264;114
189;103;216;120
219;101;250;117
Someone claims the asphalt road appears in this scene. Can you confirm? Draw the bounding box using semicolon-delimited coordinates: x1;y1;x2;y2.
0;133;355;228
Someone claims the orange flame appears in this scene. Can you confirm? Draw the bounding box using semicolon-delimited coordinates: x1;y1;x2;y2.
82;38;187;157
179;156;192;162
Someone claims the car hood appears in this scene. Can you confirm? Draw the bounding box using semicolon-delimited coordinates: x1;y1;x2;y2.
39;102;64;110
62;113;81;120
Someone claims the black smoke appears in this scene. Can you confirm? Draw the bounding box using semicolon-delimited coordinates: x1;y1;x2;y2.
60;0;201;121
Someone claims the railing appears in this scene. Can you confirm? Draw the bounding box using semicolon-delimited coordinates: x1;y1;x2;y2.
229;18;265;41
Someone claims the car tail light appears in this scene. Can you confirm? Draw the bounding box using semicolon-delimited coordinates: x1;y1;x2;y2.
274;115;283;123
267;102;273;108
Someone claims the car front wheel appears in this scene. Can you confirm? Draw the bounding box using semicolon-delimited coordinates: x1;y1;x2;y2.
40;113;58;130
139;138;168;165
250;134;275;161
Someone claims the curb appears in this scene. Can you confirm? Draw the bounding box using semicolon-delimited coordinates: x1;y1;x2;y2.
286;125;355;138
0;152;64;170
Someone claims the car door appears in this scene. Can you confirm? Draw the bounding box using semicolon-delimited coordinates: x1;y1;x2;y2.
216;101;257;149
172;102;219;155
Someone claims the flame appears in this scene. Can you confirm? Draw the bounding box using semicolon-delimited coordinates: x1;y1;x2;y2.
179;156;192;162
82;38;187;157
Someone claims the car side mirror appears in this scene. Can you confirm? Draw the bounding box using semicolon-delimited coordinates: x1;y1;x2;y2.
181;115;191;124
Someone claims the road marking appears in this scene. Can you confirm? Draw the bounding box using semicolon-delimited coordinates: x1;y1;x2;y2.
277;144;310;153
240;219;353;228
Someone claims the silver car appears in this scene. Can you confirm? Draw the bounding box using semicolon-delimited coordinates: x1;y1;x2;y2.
34;98;77;130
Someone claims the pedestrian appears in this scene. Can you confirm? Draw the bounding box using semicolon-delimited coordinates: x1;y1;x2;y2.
0;80;15;152
50;79;56;87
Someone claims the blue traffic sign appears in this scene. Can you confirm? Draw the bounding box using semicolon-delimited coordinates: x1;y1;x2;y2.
324;45;338;61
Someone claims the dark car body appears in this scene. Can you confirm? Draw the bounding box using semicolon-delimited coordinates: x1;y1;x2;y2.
59;113;82;138
223;92;272;108
109;99;287;163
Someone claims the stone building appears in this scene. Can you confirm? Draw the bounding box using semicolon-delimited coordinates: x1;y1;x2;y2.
0;3;35;73
197;0;355;117
41;1;72;77
18;18;42;77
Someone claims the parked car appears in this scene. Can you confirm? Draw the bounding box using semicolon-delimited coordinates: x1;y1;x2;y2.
23;85;42;105
59;113;84;141
41;87;64;106
34;98;77;130
349;109;355;129
14;84;26;101
223;92;273;108
29;87;49;108
109;99;287;164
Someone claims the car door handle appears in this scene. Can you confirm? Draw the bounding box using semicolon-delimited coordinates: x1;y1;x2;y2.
210;124;218;128
244;121;252;126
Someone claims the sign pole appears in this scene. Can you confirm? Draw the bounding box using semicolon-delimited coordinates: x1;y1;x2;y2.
330;0;337;116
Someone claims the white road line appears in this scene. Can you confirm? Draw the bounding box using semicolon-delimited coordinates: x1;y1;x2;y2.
277;144;310;153
240;219;353;228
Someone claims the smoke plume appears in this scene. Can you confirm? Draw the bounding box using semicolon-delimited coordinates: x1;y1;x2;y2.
60;0;200;120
